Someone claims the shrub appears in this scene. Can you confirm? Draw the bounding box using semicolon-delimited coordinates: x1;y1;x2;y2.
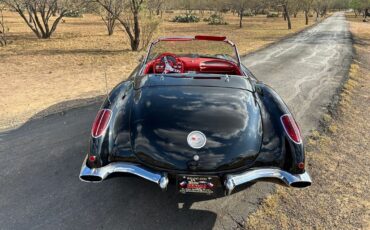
205;14;228;25
64;10;83;18
266;12;279;18
140;19;160;50
243;11;254;17
172;14;200;23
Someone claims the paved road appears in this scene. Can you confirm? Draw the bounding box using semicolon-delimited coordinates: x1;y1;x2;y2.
0;13;352;230
243;13;352;131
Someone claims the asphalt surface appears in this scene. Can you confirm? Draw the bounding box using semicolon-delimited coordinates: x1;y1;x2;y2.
0;13;352;230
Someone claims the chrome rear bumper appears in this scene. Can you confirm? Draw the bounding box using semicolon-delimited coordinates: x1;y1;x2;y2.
79;155;311;194
79;155;169;190
224;168;311;195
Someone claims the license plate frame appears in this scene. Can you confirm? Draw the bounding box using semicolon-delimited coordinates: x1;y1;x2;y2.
176;175;220;195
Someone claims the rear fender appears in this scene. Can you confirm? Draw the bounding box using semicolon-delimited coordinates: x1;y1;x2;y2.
88;81;134;167
254;83;305;174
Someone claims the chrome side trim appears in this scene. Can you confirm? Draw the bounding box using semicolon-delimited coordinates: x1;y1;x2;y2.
224;168;312;195
79;155;169;190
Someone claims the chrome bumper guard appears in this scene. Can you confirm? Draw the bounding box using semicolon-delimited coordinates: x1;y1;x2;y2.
79;155;169;190
224;168;312;195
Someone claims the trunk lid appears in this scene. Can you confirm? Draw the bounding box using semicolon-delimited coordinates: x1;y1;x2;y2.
129;75;262;171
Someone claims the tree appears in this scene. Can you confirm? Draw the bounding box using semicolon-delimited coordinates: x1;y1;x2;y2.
302;0;314;25
95;0;122;35
147;0;164;16
349;0;362;16
313;0;329;19
102;9;117;36
94;0;144;51
93;0;160;51
290;0;301;17
2;0;79;39
351;0;370;20
232;0;249;28
274;0;292;29
0;4;8;46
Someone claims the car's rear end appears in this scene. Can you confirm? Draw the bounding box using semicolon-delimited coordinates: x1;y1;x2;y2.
79;73;311;195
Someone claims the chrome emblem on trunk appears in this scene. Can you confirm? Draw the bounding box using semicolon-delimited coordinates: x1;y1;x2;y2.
187;131;206;149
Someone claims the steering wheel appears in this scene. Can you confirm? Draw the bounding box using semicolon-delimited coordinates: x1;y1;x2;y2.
153;53;184;74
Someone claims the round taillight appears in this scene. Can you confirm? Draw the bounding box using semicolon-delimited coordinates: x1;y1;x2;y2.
89;155;96;162
281;114;302;144
297;162;305;170
91;109;112;138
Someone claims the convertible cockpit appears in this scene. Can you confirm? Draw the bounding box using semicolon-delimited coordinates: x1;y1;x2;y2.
142;36;244;76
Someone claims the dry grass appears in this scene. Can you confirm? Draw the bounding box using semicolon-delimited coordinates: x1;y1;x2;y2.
245;17;370;230
0;11;316;130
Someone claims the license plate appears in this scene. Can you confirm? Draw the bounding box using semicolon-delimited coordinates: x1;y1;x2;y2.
177;175;220;194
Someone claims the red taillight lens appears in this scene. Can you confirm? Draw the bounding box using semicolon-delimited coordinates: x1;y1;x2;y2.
91;109;112;138
297;162;305;170
89;155;96;162
281;114;302;144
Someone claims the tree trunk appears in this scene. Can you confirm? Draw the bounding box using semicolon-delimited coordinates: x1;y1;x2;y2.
305;10;309;25
321;7;327;17
132;10;140;51
239;10;243;28
107;17;115;36
0;9;7;46
283;5;291;29
283;12;287;21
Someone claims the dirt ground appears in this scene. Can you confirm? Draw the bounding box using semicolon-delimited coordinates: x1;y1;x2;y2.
245;16;370;230
0;11;317;130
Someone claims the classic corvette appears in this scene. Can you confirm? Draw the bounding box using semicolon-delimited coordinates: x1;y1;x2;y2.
79;35;311;195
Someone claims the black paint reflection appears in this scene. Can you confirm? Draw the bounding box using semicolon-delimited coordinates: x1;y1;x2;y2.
129;86;262;171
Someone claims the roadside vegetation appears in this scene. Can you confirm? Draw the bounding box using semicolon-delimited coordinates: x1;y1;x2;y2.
245;15;370;229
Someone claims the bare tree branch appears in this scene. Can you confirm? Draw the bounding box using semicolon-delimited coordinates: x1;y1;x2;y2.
2;0;82;39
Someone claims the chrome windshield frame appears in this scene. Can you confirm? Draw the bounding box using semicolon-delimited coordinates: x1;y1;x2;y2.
143;36;242;68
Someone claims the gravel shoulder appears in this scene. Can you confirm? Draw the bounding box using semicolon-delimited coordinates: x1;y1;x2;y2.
245;18;370;230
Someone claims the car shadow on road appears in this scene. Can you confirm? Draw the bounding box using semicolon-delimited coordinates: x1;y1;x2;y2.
1;97;273;229
0;98;219;230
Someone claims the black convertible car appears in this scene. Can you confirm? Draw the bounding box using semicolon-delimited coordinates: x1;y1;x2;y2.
79;35;311;195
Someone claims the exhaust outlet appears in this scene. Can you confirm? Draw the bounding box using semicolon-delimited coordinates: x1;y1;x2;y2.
80;175;103;182
289;181;311;188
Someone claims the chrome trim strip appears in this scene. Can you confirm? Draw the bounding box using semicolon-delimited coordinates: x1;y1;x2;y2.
79;155;169;190
224;168;312;195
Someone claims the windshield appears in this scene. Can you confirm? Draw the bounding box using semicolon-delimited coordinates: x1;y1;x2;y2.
146;39;239;64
